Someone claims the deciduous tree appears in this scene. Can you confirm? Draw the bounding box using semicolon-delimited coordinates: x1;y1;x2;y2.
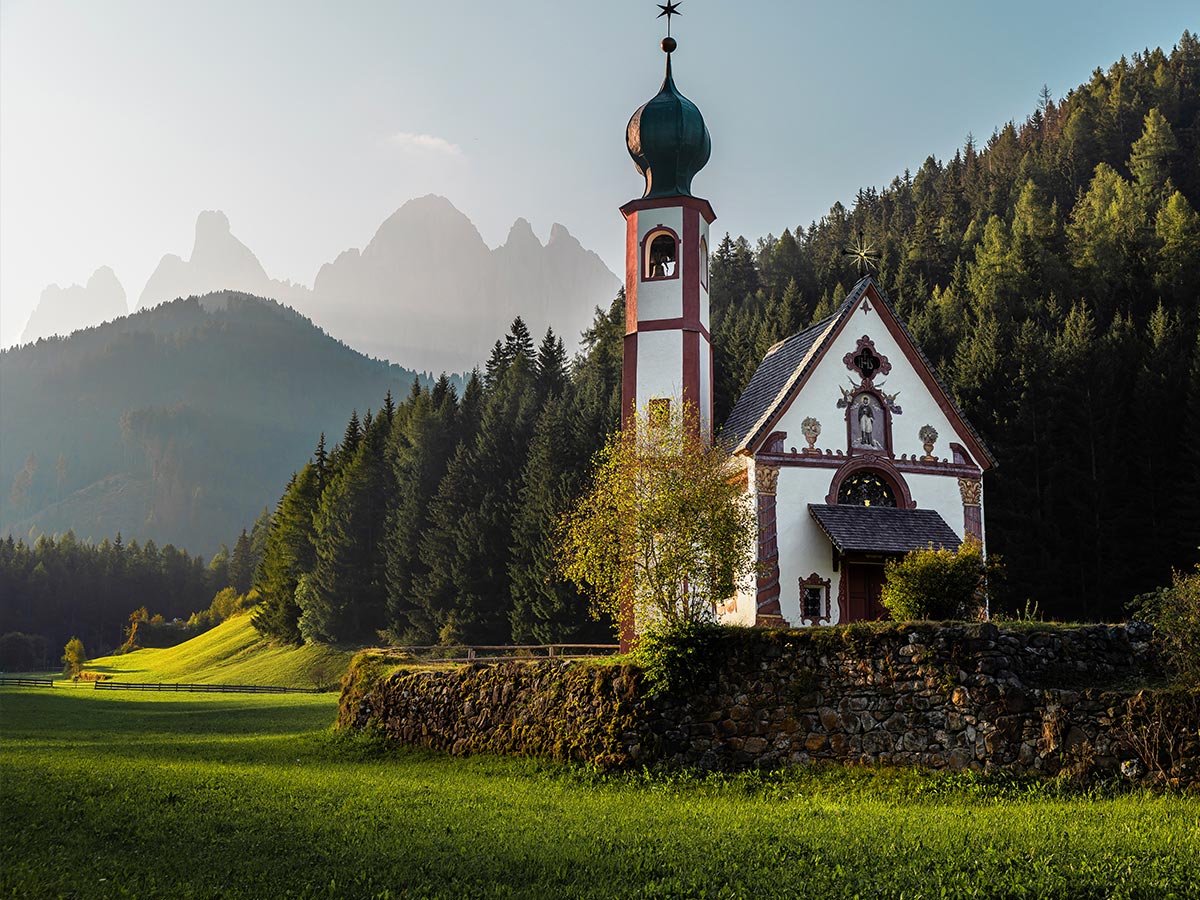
559;403;756;635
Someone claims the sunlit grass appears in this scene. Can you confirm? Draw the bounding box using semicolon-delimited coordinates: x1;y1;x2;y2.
2;687;1197;899
80;611;354;689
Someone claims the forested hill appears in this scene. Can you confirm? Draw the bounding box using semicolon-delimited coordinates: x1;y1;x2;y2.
0;292;448;555
709;31;1200;620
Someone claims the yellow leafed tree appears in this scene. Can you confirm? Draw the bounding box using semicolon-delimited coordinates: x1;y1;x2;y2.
558;402;756;636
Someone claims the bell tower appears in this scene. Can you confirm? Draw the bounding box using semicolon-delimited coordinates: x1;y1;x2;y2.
621;22;715;443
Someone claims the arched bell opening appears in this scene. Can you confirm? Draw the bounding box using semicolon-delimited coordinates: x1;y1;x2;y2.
642;227;679;281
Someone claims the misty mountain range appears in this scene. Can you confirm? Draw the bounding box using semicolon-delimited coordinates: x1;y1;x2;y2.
20;196;619;372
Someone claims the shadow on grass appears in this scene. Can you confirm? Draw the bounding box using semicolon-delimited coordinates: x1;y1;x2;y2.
0;688;335;746
84;663;148;675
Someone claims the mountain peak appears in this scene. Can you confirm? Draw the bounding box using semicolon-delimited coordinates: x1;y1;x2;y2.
195;209;231;239
547;223;576;246
138;210;272;309
86;266;123;293
21;266;128;343
503;217;543;251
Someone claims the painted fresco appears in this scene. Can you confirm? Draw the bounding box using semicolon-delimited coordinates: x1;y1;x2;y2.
850;392;885;450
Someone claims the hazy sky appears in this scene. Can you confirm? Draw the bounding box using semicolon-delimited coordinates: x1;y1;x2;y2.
1;0;1194;348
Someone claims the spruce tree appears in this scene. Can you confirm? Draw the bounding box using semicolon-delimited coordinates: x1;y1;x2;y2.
305;409;394;643
384;378;460;643
252;465;320;643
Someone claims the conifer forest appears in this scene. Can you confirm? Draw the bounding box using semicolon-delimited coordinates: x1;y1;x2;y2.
3;34;1199;653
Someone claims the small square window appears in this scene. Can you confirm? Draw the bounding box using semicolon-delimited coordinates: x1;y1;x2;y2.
802;587;823;620
798;573;830;623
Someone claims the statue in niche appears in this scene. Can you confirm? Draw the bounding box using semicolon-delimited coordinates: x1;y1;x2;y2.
852;393;885;450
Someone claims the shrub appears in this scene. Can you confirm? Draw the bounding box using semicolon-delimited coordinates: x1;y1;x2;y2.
636;621;729;696
880;539;990;621
1131;565;1200;686
61;636;87;679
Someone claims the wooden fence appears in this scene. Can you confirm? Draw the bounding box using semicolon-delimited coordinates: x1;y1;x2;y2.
94;682;318;694
0;677;55;687
364;643;620;663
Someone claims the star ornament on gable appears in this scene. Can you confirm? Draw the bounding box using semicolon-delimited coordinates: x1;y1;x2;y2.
657;1;682;36
842;229;879;274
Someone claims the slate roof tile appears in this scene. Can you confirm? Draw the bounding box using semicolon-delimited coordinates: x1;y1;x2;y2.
808;503;962;554
719;279;869;451
717;276;995;468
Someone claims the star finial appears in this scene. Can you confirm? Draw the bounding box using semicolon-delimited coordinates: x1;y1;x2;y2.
657;1;682;38
842;229;879;274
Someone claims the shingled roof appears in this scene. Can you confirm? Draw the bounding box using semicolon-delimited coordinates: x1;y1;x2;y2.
717;276;996;468
808;504;962;555
719;279;870;451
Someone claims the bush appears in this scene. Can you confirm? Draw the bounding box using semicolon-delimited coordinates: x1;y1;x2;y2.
185;587;253;632
1131;565;1200;686
61;637;87;679
880;539;990;621
636;621;729;696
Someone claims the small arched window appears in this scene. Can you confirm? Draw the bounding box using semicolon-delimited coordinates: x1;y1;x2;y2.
699;236;709;290
643;229;678;280
837;471;896;508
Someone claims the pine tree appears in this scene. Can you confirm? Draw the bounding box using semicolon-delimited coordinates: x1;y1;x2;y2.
305;409;395;643
384;379;460;643
229;529;254;595
1128;108;1179;198
252;465;320;643
534;328;569;403
509;391;611;643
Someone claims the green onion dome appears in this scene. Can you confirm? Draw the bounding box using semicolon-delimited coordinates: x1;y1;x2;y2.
626;39;711;199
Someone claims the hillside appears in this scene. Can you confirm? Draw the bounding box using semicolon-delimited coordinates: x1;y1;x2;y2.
85;612;354;689
0;291;446;554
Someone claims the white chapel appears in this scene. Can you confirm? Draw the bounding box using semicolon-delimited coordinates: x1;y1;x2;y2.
619;23;994;630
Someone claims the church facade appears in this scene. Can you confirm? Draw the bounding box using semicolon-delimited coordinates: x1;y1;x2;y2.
620;28;993;629
717;277;995;627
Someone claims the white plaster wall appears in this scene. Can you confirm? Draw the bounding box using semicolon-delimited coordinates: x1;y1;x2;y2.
636;208;684;322
636;330;683;408
699;336;712;441
726;465;762;627
770;306;972;465
905;473;968;538
772;464;844;625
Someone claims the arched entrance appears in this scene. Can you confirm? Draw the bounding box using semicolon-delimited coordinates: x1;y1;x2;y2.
826;462;914;622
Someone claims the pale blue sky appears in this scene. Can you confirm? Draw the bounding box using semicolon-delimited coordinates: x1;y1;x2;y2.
1;0;1194;348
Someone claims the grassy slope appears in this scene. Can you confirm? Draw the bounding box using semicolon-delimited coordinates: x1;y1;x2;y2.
84;612;354;689
2;687;1198;900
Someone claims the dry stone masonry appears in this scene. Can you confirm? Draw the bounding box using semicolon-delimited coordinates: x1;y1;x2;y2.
339;624;1198;786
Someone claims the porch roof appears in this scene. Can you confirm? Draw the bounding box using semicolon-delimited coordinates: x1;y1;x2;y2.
808;503;962;555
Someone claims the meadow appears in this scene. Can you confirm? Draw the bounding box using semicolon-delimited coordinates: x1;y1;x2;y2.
2;683;1198;900
80;612;355;690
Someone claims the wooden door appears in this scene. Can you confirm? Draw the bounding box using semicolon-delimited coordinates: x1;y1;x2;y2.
845;563;887;622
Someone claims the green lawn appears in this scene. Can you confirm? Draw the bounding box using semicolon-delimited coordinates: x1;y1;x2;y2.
1;687;1197;900
79;612;354;689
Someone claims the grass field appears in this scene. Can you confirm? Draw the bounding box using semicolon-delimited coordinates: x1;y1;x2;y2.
71;612;355;690
2;686;1198;900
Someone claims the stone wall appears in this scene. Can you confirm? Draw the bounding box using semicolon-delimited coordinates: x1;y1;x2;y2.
340;623;1199;785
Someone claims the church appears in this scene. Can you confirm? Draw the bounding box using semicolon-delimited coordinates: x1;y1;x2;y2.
620;24;994;628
